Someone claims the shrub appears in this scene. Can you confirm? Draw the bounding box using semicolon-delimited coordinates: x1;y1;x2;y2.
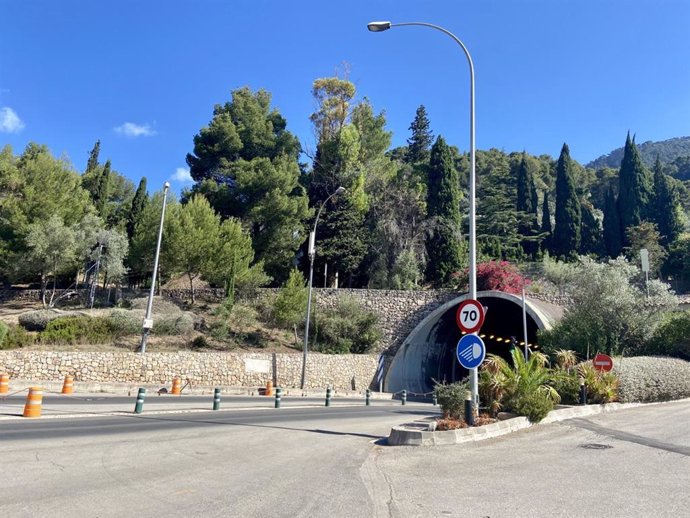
128;296;182;314
578;363;619;403
153;313;194;335
108;309;141;335
312;298;381;354
18;309;64;331
0;321;7;347
512;391;555;423
550;370;581;405
190;335;210;349
434;380;470;420
108;309;194;336
615;356;690;403
646;311;690;360
39;316;115;345
1;325;35;349
450;260;530;294
272;268;308;328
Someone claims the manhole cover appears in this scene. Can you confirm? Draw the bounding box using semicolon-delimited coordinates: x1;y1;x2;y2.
579;443;613;450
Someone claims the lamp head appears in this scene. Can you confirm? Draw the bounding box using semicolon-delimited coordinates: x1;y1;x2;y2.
335;186;346;195
164;181;171;190
367;21;392;32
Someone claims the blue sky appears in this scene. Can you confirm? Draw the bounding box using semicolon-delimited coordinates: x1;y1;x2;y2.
1;0;689;193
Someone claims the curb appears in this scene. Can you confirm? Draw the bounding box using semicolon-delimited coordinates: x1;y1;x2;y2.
387;402;648;446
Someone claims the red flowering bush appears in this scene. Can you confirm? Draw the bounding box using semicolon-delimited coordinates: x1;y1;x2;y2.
450;260;530;294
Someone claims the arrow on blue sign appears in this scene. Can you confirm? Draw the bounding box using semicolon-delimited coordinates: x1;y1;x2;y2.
456;334;486;369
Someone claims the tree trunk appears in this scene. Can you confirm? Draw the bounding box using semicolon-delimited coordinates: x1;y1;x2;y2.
40;273;47;309
189;273;195;305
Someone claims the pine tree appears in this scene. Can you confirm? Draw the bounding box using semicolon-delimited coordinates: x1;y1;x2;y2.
127;177;148;239
426;136;463;286
406;105;433;164
552;143;581;258
617;133;653;244
602;186;623;257
579;201;603;256
516;153;539;256
650;156;683;246
541;191;552;253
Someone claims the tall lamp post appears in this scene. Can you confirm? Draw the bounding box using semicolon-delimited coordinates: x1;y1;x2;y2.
367;20;479;405
139;181;170;354
301;186;346;389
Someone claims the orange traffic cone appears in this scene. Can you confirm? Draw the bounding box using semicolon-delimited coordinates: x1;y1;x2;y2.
171;377;182;396
61;375;74;395
265;380;274;397
0;373;8;394
23;387;43;418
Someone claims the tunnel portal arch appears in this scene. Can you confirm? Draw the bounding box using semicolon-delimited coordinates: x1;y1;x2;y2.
384;290;561;394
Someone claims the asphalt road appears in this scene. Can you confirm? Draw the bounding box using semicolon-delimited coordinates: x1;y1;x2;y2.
1;399;688;518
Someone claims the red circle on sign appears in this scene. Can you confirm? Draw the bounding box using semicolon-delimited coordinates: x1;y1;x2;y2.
592;353;613;372
456;299;485;334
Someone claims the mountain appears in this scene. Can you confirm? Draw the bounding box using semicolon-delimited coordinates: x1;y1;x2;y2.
587;136;690;170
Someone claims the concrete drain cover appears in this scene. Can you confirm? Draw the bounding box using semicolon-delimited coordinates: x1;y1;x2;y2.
579;443;613;450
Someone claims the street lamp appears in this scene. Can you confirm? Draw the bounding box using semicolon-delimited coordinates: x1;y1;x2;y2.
367;20;479;405
139;181;171;354
301;186;346;390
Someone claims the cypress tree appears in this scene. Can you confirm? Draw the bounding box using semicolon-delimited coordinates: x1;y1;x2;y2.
127;177;148;239
426;136;463;286
579;201;603;256
650;156;683;246
541;191;552;253
552;143;581;258
85;140;101;174
602;186;623;257
617;133;653;244
516;153;539;256
406;105;433;164
94;160;111;218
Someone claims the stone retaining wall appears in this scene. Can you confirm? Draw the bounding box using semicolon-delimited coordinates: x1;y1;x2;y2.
0;351;379;391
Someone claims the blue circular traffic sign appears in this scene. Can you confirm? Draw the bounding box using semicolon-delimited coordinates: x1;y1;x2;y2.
456;334;486;369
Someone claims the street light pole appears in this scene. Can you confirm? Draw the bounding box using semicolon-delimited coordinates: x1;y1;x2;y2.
139;181;170;354
367;20;479;405
301;186;345;390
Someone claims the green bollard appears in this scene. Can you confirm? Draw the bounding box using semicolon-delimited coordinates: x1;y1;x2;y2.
275;387;282;409
213;388;221;410
365;388;371;406
432;393;438;406
325;387;332;407
134;388;146;414
401;389;407;405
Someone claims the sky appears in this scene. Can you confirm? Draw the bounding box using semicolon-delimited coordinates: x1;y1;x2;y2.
1;0;689;193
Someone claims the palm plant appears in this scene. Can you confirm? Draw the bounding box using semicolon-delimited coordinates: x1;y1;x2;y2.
480;348;561;422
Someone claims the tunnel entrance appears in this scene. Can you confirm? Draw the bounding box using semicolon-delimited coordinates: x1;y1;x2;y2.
385;291;558;394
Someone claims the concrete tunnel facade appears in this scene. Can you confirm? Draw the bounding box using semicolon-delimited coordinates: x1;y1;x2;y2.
384;290;564;394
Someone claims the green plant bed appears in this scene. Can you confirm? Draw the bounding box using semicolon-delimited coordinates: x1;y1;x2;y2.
18;309;64;331
39;316;115;345
615;356;690;402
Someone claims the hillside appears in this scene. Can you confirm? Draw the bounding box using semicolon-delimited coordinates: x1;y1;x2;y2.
587;136;690;170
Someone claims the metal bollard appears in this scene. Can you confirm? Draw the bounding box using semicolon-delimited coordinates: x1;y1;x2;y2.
365;389;371;406
213;388;221;410
464;391;475;426
134;388;146;414
325;387;332;407
275;387;282;409
401;389;407;405
432;393;438;406
579;378;587;405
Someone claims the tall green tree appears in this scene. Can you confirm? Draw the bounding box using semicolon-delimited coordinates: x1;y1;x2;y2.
617;133;653;244
552;144;581;258
85;140;101;176
127;177;148;239
579;201;603;256
602;186;622;257
204;217;255;300
425;136;463;286
406;105;433;164
516;153;539;256
94;160;111;218
163;195;220;304
540;191;552;253
650;156;683;246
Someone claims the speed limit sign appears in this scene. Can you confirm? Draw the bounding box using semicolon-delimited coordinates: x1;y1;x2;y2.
456;299;485;334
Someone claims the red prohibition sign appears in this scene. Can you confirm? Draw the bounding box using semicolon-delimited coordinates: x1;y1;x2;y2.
456;299;485;334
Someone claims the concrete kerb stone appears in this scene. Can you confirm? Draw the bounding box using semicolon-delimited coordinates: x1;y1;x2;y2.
386;402;651;447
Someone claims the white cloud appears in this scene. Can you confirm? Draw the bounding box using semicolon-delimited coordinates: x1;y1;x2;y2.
0;107;25;133
171;167;193;184
114;121;156;137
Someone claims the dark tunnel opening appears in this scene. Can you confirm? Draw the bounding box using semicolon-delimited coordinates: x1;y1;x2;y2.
385;296;541;394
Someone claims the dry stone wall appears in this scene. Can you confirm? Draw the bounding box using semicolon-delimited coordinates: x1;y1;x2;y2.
0;351;379;391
